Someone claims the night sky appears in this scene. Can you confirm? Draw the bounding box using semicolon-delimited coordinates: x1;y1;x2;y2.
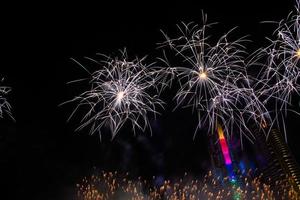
11;0;300;199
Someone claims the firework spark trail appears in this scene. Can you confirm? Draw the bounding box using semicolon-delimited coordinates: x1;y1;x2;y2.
0;80;13;121
248;0;300;140
159;14;270;142
63;50;164;139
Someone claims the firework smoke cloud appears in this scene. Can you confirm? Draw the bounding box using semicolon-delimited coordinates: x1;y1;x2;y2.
64;50;164;139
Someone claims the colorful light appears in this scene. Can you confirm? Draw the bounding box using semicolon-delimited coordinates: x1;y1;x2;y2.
76;170;287;200
217;124;232;165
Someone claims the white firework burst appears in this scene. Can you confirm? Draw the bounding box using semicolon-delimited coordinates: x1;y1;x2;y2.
0;84;13;120
64;50;164;139
159;14;269;142
249;0;300;140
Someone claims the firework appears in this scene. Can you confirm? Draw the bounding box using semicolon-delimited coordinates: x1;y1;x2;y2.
0;80;13;121
76;170;300;200
248;0;300;140
64;50;164;139
159;14;269;141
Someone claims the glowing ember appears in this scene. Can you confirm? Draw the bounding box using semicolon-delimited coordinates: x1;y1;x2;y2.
198;71;208;80
76;170;299;200
296;49;300;58
116;91;125;104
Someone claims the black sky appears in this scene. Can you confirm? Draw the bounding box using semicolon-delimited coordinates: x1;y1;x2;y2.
12;0;300;199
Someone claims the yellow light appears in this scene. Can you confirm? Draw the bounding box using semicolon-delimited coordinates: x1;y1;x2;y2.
296;49;300;58
116;91;125;101
199;72;207;80
217;124;225;139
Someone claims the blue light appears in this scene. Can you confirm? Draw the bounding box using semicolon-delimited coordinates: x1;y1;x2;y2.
230;176;237;183
239;161;246;174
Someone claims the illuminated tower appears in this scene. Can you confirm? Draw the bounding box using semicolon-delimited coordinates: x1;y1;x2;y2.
208;124;238;182
254;128;300;197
